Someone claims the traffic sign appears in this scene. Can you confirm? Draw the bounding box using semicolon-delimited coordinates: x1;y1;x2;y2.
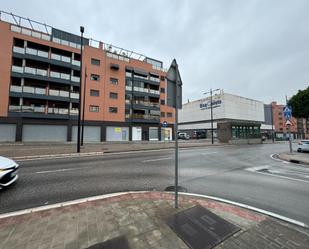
285;120;291;126
283;105;292;120
162;121;168;128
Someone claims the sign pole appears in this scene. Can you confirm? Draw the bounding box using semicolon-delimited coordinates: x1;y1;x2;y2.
288;125;293;153
174;63;179;209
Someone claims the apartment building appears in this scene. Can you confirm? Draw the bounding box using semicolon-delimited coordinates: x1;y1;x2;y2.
0;11;175;142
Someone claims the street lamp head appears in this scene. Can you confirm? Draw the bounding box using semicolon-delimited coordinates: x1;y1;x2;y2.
80;26;84;33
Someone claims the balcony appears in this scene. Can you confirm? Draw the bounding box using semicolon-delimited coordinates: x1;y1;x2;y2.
70;109;79;115
25;47;48;58
49;71;70;80
48;107;69;115
70;93;79;99
10;85;78;101
9;105;45;113
24;67;48;76
51;53;71;63
127;114;160;123
12;65;23;73
13;46;25;54
133;87;160;95
49;89;70;98
71;76;80;82
133;101;160;109
72;60;81;67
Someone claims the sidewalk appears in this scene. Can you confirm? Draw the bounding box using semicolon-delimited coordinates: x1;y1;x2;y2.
0;192;308;249
278;152;309;165
0;140;223;159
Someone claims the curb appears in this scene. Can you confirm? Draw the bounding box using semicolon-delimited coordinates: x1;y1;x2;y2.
12;151;105;161
11;144;225;161
274;153;309;165
0;191;307;229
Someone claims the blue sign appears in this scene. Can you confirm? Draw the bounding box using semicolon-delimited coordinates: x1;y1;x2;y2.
162;121;168;128
200;100;222;110
283;105;292;120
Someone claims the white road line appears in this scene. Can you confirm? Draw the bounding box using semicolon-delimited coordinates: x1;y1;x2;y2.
142;157;171;163
201;152;219;155
36;168;83;174
180;192;308;228
254;171;309;184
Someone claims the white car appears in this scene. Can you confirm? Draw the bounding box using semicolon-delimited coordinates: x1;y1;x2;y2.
297;140;309;152
0;156;19;189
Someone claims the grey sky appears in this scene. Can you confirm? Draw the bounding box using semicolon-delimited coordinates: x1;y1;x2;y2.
2;0;309;104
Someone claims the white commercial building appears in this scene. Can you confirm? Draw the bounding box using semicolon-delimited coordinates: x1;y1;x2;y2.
179;91;265;143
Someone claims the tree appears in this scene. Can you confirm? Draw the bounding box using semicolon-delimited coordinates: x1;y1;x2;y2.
288;86;309;119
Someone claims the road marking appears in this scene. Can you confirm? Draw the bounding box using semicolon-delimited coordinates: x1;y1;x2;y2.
36;168;83;174
245;165;309;184
180;193;308;228
201;151;219;155
142;157;171;162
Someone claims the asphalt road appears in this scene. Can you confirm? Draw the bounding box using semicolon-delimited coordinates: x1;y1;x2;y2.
1;143;309;226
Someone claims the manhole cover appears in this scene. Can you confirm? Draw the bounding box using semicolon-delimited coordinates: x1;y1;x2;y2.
165;185;187;192
87;236;129;249
167;205;240;249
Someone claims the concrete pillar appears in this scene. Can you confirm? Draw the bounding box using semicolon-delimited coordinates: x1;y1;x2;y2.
15;119;23;142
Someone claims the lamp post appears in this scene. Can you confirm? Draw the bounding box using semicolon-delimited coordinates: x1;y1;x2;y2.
203;88;220;144
77;26;84;153
81;67;87;146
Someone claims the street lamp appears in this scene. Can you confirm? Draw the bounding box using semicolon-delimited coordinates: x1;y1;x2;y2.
77;26;84;153
203;88;220;144
81;67;87;146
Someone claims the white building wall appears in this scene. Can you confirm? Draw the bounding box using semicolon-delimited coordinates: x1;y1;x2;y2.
179;92;265;125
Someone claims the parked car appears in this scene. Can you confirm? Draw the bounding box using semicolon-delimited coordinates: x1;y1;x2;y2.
178;132;190;140
297;140;309;152
0;156;19;189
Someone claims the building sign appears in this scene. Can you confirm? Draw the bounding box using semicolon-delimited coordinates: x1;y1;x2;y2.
200;100;222;110
114;127;121;133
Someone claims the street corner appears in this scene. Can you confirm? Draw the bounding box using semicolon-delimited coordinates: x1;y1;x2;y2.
1;191;303;249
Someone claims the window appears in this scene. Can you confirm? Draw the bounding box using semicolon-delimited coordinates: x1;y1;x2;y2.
90;89;99;96
91;58;100;66
110;77;118;85
167;112;172;117
89;105;99;112
161;112;165;117
160;99;165;105
90;74;100;81
160;88;165;93
110;92;118;99
109;107;118;113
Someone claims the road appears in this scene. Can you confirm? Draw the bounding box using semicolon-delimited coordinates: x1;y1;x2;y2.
1;143;309;226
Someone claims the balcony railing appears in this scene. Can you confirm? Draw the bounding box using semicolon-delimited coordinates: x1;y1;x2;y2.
133;87;160;95
71;76;80;82
48;107;69;115
9;105;72;115
50;71;70;80
13;46;25;54
49;89;70;98
10;85;78;100
23;86;46;95
133;101;160;108
70;109;79;115
72;60;81;67
70;93;79;99
24;66;48;76
129;114;160;121
25;47;48;58
12;65;23;73
51;53;71;63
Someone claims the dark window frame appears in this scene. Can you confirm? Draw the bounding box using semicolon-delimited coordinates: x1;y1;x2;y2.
90;89;100;97
109;107;118;113
110;77;118;85
91;58;100;66
89;105;99;112
90;74;100;81
110;92;118;99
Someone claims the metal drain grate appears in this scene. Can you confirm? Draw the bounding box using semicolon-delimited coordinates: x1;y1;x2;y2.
167;205;240;249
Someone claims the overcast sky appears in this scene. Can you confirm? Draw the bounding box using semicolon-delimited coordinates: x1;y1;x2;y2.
2;0;309;104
